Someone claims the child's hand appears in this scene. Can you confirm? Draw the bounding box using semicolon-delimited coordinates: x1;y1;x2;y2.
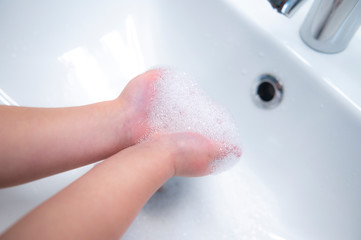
143;132;222;177
114;69;160;145
0;69;241;240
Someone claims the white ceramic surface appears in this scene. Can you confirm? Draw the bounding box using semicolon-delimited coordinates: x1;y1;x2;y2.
1;1;361;239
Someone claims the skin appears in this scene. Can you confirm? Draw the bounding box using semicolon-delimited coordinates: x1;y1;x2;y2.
0;69;241;240
0;70;157;187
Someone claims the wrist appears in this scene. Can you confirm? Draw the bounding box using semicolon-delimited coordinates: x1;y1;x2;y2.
105;98;134;149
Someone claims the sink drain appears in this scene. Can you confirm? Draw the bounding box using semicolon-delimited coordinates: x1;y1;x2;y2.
253;74;283;109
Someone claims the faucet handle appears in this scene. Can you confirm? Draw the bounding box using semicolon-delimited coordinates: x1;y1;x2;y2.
268;0;305;17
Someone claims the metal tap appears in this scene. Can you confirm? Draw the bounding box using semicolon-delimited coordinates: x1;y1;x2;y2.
268;0;361;53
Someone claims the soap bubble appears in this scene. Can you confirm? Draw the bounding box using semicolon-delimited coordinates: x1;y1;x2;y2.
143;68;242;173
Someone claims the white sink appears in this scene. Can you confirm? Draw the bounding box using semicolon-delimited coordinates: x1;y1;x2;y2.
1;1;361;239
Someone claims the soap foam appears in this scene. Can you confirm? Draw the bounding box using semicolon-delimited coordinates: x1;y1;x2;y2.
144;68;241;173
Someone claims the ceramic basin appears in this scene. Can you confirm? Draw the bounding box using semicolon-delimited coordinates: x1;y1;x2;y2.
1;0;361;239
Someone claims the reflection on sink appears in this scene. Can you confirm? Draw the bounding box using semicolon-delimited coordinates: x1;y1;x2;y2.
1;0;361;239
124;164;284;240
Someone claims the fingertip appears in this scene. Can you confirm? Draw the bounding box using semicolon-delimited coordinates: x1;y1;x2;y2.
210;141;242;160
206;141;242;174
137;68;163;83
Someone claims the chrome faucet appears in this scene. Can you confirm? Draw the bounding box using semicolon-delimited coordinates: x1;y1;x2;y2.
268;0;361;53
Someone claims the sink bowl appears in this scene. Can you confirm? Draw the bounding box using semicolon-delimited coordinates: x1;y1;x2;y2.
1;0;361;239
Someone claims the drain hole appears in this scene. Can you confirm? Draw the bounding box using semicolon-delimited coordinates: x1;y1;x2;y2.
257;81;275;102
253;74;283;109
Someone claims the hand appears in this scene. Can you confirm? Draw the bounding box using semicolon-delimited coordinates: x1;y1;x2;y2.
114;69;160;145
0;69;241;240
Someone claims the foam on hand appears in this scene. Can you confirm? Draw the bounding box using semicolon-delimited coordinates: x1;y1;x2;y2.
144;68;242;173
